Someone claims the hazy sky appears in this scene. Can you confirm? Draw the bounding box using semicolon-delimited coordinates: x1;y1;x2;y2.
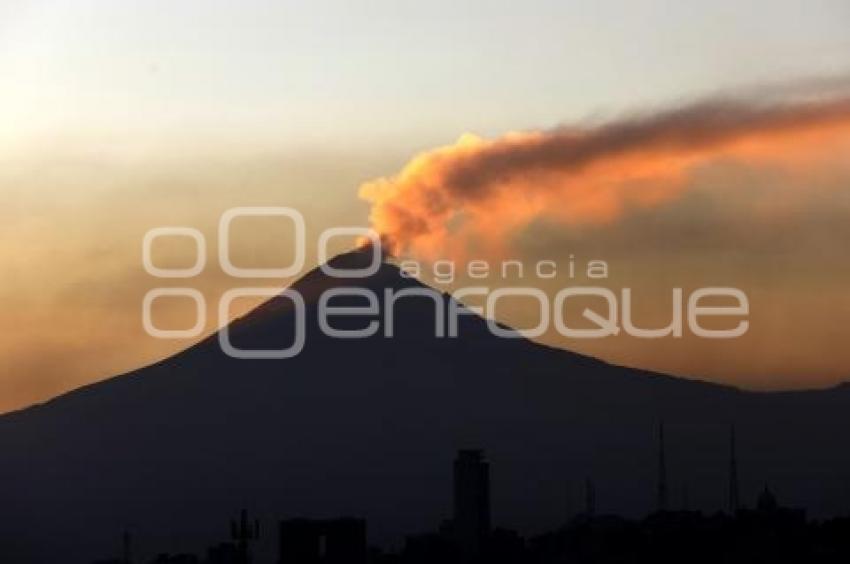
1;0;850;413
4;0;850;151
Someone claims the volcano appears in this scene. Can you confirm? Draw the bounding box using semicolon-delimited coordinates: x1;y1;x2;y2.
1;248;849;563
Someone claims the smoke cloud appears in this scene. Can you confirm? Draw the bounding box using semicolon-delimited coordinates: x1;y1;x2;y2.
359;91;850;260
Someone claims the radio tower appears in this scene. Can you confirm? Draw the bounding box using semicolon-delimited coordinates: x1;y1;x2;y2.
657;421;668;512
585;477;596;517
729;424;740;513
230;509;260;564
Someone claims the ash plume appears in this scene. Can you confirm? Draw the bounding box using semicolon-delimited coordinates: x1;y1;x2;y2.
359;85;850;260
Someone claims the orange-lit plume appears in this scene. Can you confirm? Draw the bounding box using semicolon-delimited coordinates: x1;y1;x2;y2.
359;93;850;260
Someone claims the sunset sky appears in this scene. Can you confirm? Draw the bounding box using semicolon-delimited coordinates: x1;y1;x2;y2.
2;0;850;413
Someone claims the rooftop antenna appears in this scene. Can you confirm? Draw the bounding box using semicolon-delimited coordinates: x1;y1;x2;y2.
121;530;131;564
585;477;596;517
230;509;260;563
729;424;740;513
657;421;668;512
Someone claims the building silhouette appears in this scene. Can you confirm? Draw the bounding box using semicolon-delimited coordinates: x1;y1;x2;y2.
278;518;366;564
452;449;491;558
84;436;850;564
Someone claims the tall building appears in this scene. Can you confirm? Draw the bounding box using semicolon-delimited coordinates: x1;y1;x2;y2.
453;449;491;557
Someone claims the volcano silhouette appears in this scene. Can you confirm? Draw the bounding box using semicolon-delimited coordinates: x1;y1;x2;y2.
0;248;848;563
